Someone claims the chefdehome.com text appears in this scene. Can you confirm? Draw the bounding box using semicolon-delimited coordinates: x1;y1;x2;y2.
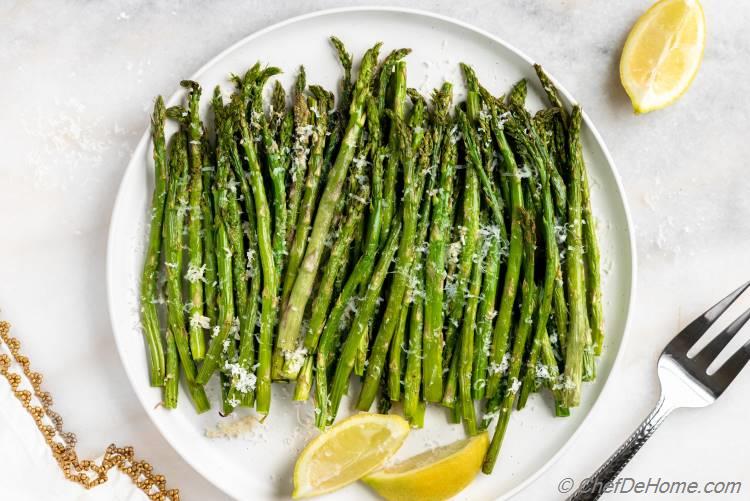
556;476;742;496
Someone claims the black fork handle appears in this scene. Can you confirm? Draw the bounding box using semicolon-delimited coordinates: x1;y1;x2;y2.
567;395;674;501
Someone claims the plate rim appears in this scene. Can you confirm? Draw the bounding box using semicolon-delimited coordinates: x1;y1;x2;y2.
106;6;637;500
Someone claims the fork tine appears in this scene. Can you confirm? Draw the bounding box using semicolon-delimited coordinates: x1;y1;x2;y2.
710;338;750;390
693;307;750;366
667;280;750;354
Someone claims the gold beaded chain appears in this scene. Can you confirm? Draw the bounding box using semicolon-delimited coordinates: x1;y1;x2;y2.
0;321;180;500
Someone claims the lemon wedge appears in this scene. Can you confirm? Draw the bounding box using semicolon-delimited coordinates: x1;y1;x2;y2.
620;0;705;113
362;432;489;501
292;413;409;498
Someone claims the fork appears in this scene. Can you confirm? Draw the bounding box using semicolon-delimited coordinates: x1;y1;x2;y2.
568;281;750;501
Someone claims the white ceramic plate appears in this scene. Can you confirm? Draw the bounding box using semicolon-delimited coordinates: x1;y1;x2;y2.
107;7;635;500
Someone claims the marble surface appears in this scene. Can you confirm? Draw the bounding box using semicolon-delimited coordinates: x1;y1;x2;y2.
2;1;749;499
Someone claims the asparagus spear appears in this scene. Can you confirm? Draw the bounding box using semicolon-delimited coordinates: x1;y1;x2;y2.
200;133;218;334
293;356;314;401
481;89;525;399
561;107;587;408
423;103;456;402
533;64;568;125
534;67;574;356
579;136;604;356
518;318;566;415
181;81;208;362
326;223;401;424
388;299;410;402
388;106;432;402
196;96;239;386
381;60;407;234
376;49;412;119
300;163;369;373
282;91;327;307
140;96;168;386
212;219;236;411
162;131;194;378
472;217;502;400
222;166;249;352
330;36;354;113
271;81;290;147
442;78;487;391
233;93;278;415
312;216;388;424
221;166;260;408
506;101;564;411
459;235;484;435
211;99;252;411
222;87;262;408
357;97;426;411
163;330;178;409
362;96;385;250
353;96;388;377
441;343;460;411
517;113;567;411
161;130;209;411
262;91;289;283
483;208;537;474
508;79;527;109
285;68;311;247
311;105;385;418
442;109;481;409
534;65;573;356
459;65;506;231
403;86;450;419
403;295;424;423
277;43;381;379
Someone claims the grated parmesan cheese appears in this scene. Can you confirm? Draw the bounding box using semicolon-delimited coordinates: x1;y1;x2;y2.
205;415;257;439
283;346;308;374
224;361;257;394
488;353;510;375
185;263;207;283
190;313;211;330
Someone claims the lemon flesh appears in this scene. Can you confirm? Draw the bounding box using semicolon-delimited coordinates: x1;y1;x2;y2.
292;413;410;498
362;432;489;501
620;0;705;113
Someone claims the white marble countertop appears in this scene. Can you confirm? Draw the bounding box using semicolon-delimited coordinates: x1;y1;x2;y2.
2;1;749;499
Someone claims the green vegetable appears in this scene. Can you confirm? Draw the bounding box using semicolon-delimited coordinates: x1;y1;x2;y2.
327;223;401;424
139;47;607;464
562;107;588;408
140;96;168;386
357;97;426;412
234;92;278;415
182;81;207;363
277;43;381;378
483;207;537;473
422;84;454;403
